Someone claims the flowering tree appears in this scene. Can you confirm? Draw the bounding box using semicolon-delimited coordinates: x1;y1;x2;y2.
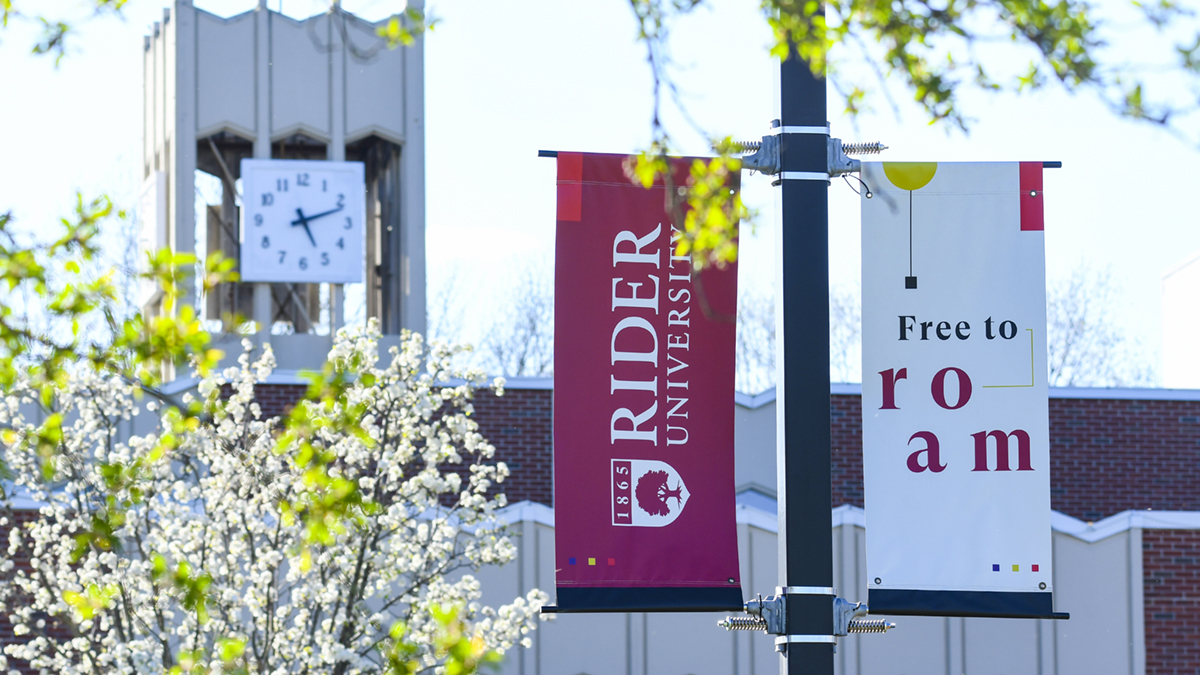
0;324;545;674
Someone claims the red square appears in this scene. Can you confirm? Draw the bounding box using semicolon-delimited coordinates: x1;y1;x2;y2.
1019;162;1044;231
1032;564;1040;572
607;558;616;566
556;153;583;222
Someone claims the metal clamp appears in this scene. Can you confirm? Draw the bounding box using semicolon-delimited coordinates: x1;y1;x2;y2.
833;597;867;636
740;134;780;176
828;138;859;178
719;592;785;635
722;592;896;656
737;122;887;181
747;593;786;634
834;598;896;637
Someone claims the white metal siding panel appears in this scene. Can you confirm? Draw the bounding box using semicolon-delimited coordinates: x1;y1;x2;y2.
269;14;331;141
144;42;156;175
859;615;949;675
154;25;166;171
537;612;626;675
1053;531;1134;675
734;403;777;495
195;11;256;140
344;20;405;144
748;526;779;673
964;618;1041;674
646;612;734;675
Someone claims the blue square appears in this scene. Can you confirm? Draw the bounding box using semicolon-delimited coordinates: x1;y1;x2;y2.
992;564;1000;572
569;557;577;565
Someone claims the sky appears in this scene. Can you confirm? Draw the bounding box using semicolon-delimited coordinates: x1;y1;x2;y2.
0;0;1197;382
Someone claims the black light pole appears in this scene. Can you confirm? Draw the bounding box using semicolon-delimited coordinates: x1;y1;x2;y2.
776;23;834;675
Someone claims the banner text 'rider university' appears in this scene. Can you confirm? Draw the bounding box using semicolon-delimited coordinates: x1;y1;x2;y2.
861;162;1065;619
551;152;743;612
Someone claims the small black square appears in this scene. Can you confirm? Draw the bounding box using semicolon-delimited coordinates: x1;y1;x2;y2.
905;276;918;289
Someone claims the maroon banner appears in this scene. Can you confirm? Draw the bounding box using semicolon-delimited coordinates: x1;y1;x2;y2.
551;152;743;612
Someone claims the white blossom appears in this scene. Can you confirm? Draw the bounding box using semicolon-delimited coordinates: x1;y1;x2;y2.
0;321;547;674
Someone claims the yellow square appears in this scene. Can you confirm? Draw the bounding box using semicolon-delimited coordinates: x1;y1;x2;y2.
588;558;596;566
1012;564;1019;572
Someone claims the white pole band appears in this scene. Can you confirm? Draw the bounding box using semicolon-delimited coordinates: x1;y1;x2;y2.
772;124;830;135
775;635;838;645
778;586;836;595
779;171;831;182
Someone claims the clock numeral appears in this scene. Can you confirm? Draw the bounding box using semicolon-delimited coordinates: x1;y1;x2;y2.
297;173;310;187
261;236;270;248
299;257;308;271
254;214;263;227
322;179;327;192
277;178;289;192
261;193;274;206
321;252;330;266
336;237;345;250
344;216;352;230
336;193;345;208
278;250;287;264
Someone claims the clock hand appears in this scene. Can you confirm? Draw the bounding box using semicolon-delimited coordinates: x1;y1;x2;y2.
290;205;344;225
292;208;318;248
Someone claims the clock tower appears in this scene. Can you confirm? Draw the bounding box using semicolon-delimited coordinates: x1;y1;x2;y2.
141;0;425;368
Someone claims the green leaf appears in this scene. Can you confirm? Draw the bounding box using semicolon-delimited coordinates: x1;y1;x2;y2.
62;584;118;620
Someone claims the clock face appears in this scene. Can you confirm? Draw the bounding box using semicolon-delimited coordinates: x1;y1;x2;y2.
239;159;365;283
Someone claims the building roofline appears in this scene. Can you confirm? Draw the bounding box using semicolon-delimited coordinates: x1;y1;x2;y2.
1163;248;1200;280
497;501;1200;544
734;383;1200;407
496;376;554;390
1046;386;1200;401
162;373;1200;403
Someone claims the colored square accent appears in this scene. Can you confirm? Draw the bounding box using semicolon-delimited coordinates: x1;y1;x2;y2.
556;152;583;222
992;564;1000;572
1012;564;1020;572
1019;162;1044;231
588;558;596;566
608;558;616;566
568;558;576;565
1032;564;1040;572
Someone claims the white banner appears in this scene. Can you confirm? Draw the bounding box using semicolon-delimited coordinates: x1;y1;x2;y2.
861;162;1061;618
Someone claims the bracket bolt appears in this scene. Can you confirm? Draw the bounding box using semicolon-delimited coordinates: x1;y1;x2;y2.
718;616;768;632
848;618;895;634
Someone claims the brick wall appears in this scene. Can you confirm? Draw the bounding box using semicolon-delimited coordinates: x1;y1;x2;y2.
828;395;1200;520
251;384;555;505
1143;529;1200;675
246;383;308;420
1049;398;1200;521
831;394;865;508
0;509;72;675
470;388;554;506
247;386;1200;519
252;387;1200;518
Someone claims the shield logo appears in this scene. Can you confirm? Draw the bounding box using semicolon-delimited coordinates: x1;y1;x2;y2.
612;459;690;527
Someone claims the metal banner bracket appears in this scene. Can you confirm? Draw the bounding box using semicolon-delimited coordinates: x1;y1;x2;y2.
718;592;785;634
735;121;886;182
834;597;895;636
720;589;895;655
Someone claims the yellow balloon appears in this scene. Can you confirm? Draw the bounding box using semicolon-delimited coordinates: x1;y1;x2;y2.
883;162;938;191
